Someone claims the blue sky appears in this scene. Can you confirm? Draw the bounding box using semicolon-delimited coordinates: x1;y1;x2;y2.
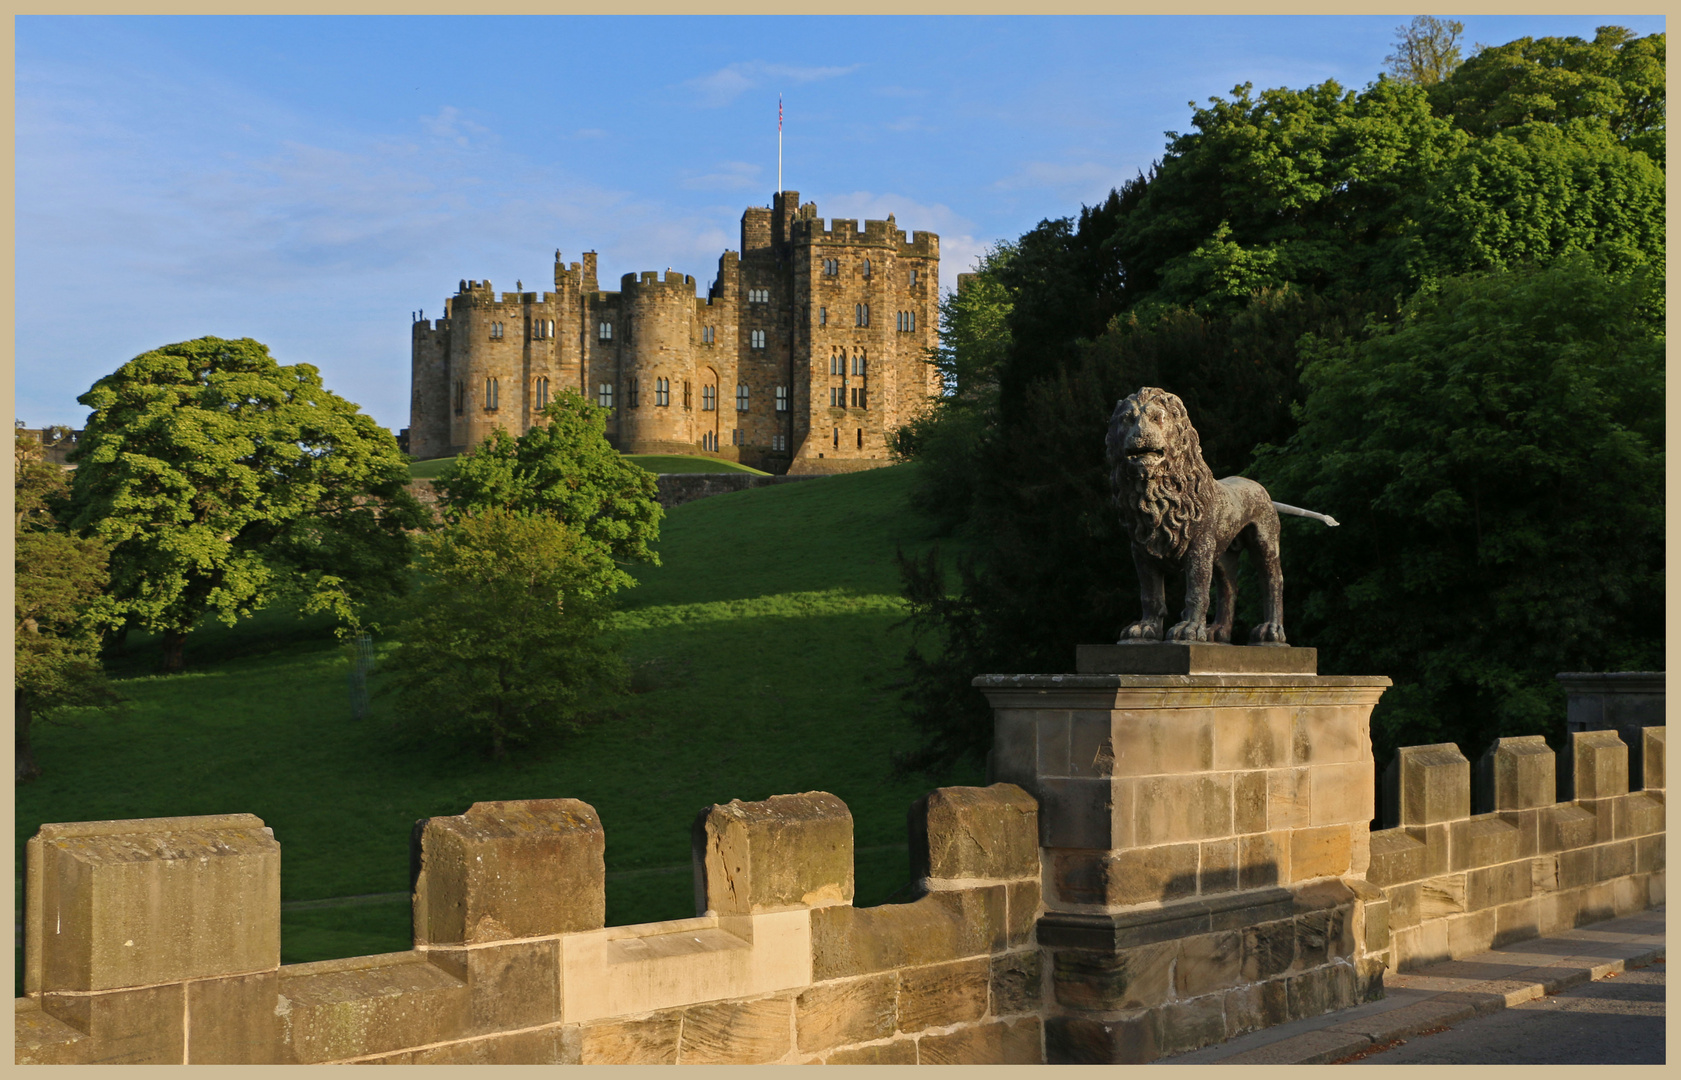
15;15;1665;432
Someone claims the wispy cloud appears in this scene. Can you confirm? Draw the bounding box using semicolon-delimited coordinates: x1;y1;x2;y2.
992;160;1128;197
420;105;494;147
682;61;862;108
680;161;762;191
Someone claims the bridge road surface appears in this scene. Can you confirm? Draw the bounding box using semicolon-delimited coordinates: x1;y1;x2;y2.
1346;959;1665;1065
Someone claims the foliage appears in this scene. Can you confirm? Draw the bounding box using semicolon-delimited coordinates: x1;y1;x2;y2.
382;510;625;758
14;428;122;781
1385;16;1465;86
67;338;425;671
435;390;663;594
1249;261;1665;762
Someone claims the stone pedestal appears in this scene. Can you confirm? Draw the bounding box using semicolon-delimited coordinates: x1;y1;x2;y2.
976;645;1390;1063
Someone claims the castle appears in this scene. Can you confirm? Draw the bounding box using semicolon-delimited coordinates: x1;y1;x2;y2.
407;191;940;473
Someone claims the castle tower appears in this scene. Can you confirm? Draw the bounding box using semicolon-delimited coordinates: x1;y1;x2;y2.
409;191;939;473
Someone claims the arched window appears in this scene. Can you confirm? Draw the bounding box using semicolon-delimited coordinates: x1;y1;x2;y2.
655;378;671;407
862;258;871;278
597;383;614;408
628;378;640;407
534;376;550;410
702;326;715;344
702;385;716;411
857;428;863;449
599;321;613;341
750;329;766;349
485;377;499;410
736;384;749;411
855;304;863;327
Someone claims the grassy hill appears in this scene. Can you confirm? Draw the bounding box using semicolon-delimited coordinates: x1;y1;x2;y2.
409;452;770;480
15;463;980;968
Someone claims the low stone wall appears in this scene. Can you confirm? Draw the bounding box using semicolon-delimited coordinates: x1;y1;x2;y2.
16;786;1043;1065
1369;728;1666;972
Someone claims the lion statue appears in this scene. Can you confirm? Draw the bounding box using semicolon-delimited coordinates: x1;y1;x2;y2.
1107;387;1312;645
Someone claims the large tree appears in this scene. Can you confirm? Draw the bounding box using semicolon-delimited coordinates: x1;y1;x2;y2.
68;337;426;672
15;427;121;780
434;390;662;594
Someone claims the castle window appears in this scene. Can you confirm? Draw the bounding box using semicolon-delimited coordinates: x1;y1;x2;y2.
855;304;870;327
736;384;749;411
823;258;839;277
702;326;715;345
598;321;613;341
485;377;499;410
748;287;770;304
750;329;766;350
489;322;503;340
819;306;827;327
598;383;614;408
833;427;839;449
683;381;692;409
628;378;639;407
910;269;918;285
775;385;789;412
852;351;866;376
535;376;550;410
898;310;917;332
857;428;864;449
454;380;465;415
655;377;670;407
862;258;871;278
702;385;716;412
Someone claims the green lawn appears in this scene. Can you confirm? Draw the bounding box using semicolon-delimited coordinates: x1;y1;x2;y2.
16;463;978;970
409;453;770;480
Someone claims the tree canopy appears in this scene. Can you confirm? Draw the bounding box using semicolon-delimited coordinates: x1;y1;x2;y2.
68;337;425;671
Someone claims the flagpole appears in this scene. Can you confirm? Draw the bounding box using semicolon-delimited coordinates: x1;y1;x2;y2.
777;94;783;194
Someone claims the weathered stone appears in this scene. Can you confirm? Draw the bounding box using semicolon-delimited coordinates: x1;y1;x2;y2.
810;887;1003;978
917;1017;1041;1064
14;999;89;1065
1613;792;1664;838
1216;708;1295;770
1222;982;1265;1038
1499;808;1541;858
1288;824;1352;881
414;799;604;945
1309;760;1374;827
1387;881;1421;929
910;784;1037;883
1384;744;1470;827
1450;816;1519;871
990;950;1042;1016
410;1028;577;1064
1466;862;1530;911
1158;994;1227;1056
1557;847;1595;889
795;974;896;1054
825;1039;917;1064
40;983;184;1065
1479;736;1555;812
1285;966;1331;1020
1108;708;1215;777
578;1013;681;1064
1542;804;1597;852
1419;874;1467;919
1050;939;1175;1011
277;952;469;1064
1563;730;1628;801
1006;878;1041;944
1596;839;1636;881
1175;930;1243;998
1199;838;1239;895
1136;774;1233;844
1641;727;1665;790
1229;772;1267;837
1238;830;1285;888
1492;897;1540;948
1037;777;1118;849
1241;918;1298;982
1051;844;1198;907
1267;767;1311;830
896;957;989;1032
27;814;280;994
1367;829;1426;885
1446;909;1496;957
695;791;853;916
1294;907;1343;969
1634;832;1665;874
186;970;279;1064
679;995;792;1064
1294;704;1374;765
1045;1011;1160;1065
424;939;559;1035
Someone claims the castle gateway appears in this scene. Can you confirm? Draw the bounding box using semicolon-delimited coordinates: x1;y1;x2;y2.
408;191;940;473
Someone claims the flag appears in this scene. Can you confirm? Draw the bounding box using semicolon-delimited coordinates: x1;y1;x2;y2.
779;96;783;132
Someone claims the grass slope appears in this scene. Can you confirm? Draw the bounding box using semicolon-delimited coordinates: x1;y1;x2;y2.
16;463;979;968
409;453;769;480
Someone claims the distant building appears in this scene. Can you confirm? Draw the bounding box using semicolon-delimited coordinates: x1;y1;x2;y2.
407;191;940;474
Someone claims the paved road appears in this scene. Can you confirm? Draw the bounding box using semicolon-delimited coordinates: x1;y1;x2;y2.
1349;960;1665;1065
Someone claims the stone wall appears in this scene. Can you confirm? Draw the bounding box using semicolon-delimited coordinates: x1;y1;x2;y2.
1369;728;1666;972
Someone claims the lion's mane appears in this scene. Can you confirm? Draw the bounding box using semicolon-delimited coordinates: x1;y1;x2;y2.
1108;388;1219;562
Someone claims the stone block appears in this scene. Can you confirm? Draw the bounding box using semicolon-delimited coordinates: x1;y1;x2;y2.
1045;1011;1160;1065
1415;822;1451;876
1563;730;1629;801
414;799;604;945
1309;760;1374;827
1596;839;1636;881
918;1017;1041;1065
1611;873;1645;915
1478;736;1555;812
1466;862;1530;911
1492;898;1540;948
1446;909;1496;958
1419;873;1467;919
1159;994;1228;1056
1069;710;1115;777
1386;744;1470;827
897;957;990;1033
910;784;1038;884
1038;777;1121;849
1108;709;1214;777
1542;804;1597;852
1367;829;1426;885
1285;966;1331;1021
811;887;1003;979
1387;881;1421;929
1200;838;1239;896
990;950;1042;1016
1175;930;1243;998
1294;907;1344;969
794;972;896;1052
27;814;280;994
1135;773;1233;845
695;791;853;916
424;938;560;1035
1557;847;1595;889
1050;844;1198;908
678;994;793;1064
1268;767;1311;830
15;998;89;1065
1238;831;1285;889
40;983;184;1064
1613;792;1664;839
1450;816;1519;870
1363;895;1391;953
1006;878;1041;944
277;952;470;1064
1641;727;1665;790
1037;712;1071;777
1241;918;1297;982
1531;855;1559;893
1050;939;1175;1010
1498;808;1541;859
989;712;1037;790
825;1040;917;1064
409;1028;578;1064
579;1013;681;1064
186;970;279;1063
1233;770;1267;834
1293;705;1371;765
1288;824;1352;881
1214;707;1294;770
1579;881;1616;923
1634;832;1665;874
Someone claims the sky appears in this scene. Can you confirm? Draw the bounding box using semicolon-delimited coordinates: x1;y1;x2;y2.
14;14;1667;433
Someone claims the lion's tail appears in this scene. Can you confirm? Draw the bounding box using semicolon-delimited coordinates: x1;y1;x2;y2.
1272;501;1339;527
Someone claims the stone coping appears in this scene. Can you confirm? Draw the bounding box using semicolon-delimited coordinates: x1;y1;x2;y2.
1076;643;1317;676
974;673;1390;710
1037;885;1298;950
973;674;1391;689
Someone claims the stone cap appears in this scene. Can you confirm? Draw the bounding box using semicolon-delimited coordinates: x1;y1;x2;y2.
974;673;1389;711
1556;671;1665;691
1077;643;1317;676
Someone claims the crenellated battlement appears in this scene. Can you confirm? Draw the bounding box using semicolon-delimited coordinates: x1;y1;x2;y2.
620;269;698;296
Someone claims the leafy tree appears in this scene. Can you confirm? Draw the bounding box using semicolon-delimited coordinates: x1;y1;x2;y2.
1385;16;1465;86
67;337;426;672
434;390;662;593
382;509;626;758
15;428;121;781
1250;261;1664;763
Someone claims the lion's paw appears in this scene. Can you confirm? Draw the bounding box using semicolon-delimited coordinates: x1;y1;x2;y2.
1249;622;1287;645
1118;620;1163;643
1167;620;1210;642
